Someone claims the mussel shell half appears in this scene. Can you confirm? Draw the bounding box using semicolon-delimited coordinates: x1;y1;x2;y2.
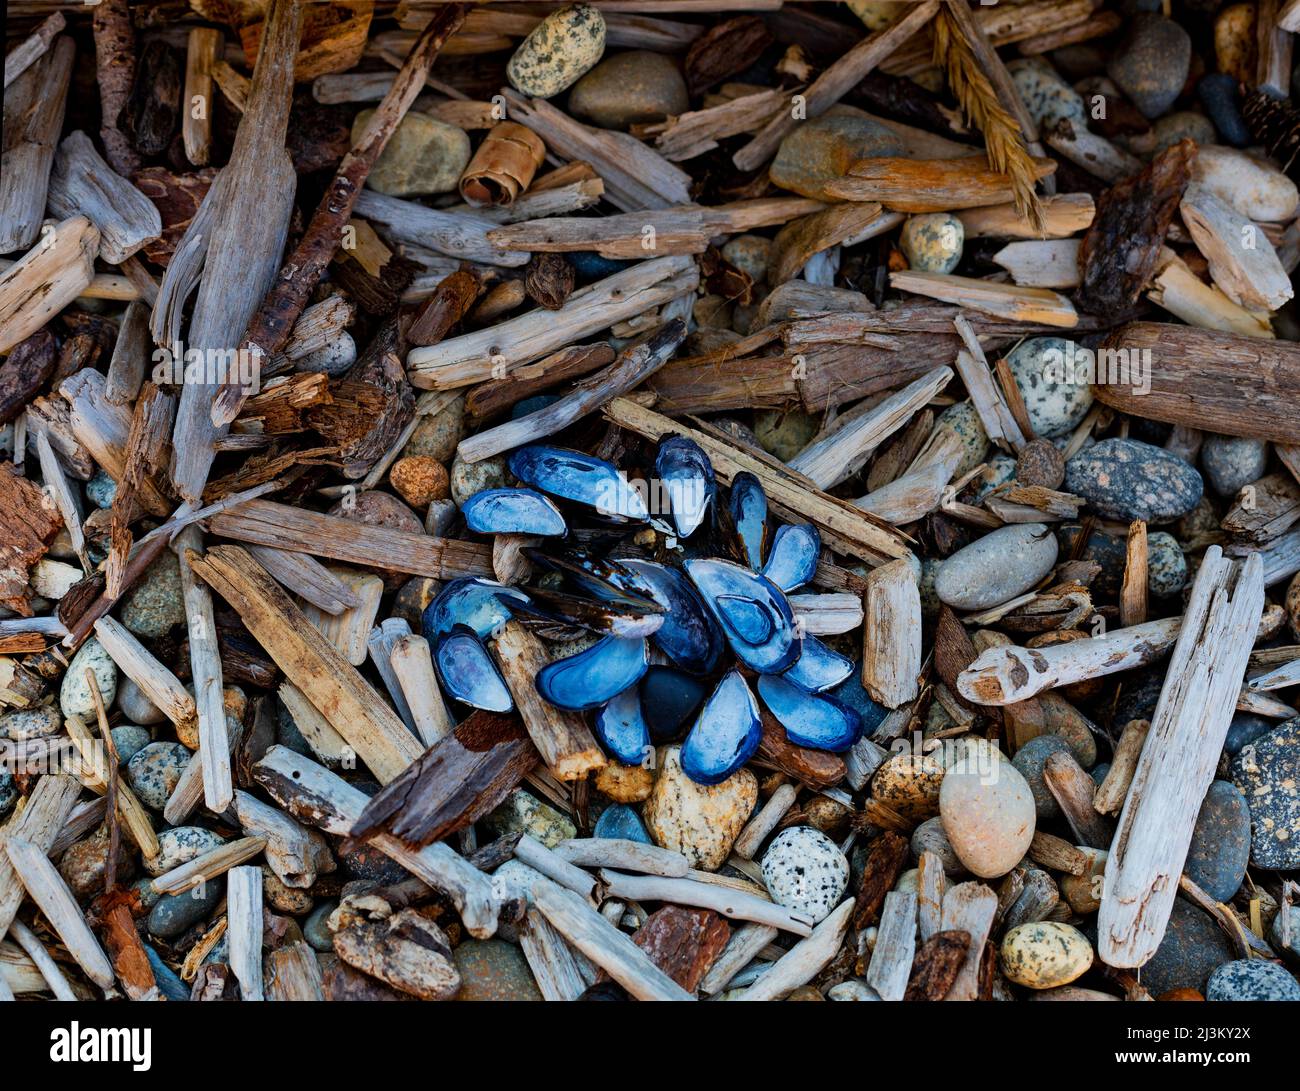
620;559;724;675
422;577;529;643
509;445;650;522
728;471;769;569
757;673;862;752
462;488;566;537
680;669;762;786
654;435;716;538
434;626;513;712
685;557;800;674
594;686;652;766
536;635;649;711
761;523;821;593
511;586;665;639
782;635;854;693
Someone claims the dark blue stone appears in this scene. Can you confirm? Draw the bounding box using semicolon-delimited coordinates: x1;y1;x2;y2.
1185;780;1251;902
757;674;862;752
537;636;648;711
828;674;890;736
144;945;190;1001
512;395;560;419
681;670;762;785
594;803;651;843
1198;73;1252;147
1011;734;1073;820
1225;711;1273;755
638;665;707;742
148;878;224;939
569;251;634;281
594;686;652;765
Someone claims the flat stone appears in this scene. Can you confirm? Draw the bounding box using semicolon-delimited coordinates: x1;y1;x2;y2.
1230;717;1300;870
59;637;118;720
770;115;904;201
507;3;606;99
453;938;543;1000
568;50;687;130
1011;734;1073;821
1138;898;1236;995
593;802;651;843
935;523;1059;611
1146;110;1216;154
354;109;470;197
1001;922;1093;989
1205;958;1300;1001
126;741;191;810
761;826;848;923
643;745;756;871
1108;14;1192;119
1006;337;1094;438
1065;438;1204;523
0;703;61;742
148;880;223;939
1201;434;1268;497
939;762;1036;878
119;552;185;639
327;489;424;535
1186;780;1252;902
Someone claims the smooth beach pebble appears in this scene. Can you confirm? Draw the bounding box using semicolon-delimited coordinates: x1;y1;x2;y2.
1065;438;1204;523
870;752;946;822
900;213;963;274
770;115;904;200
144;826;225;877
935;523;1058;611
939;762;1036;878
60;637;118;720
910;815;967;876
1206;959;1300;1001
120;552;185;639
1230;717;1300;870
1192;145;1299;222
485;789;576;848
1200;434;1268;497
722;235;772;284
0;703;62;742
1108;13;1192;118
1184;780;1251;902
1146;531;1187;596
507;4;606;99
761;826;849;924
568;50;688;130
1001;922;1094;989
353;110;469;197
1006;337;1094;438
126;741;191;810
753;408;819;463
1008;58;1087;128
643;746;757;870
117;675;165;724
1011;734;1073;821
1213;3;1256;84
930;400;990;478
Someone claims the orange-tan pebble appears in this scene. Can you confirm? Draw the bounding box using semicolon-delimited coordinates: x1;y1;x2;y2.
390;456;449;508
594;761;655;803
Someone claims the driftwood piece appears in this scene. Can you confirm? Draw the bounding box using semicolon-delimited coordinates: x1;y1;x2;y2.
958;193;1094;239
4;11;65;88
92;616;197;740
866;890;918;1001
7;918;76;1001
47;131;162;266
0;463;62;617
905;929;970;1001
104;301;150;407
1043;118;1141;183
599;870;813;935
227;865;264;1001
992;239;1081;288
940;881;997;1002
732;898;855;1001
733;783;797;860
183;27;220;166
62;714;159;861
265;942;326;1001
916;851;947;942
862;559;922;709
1094;322;1300;444
1093;719;1150;816
0;216;99;356
888;272;1077;328
827;156;1055;210
150;835;267;896
556;840;688;878
851;830;910;930
1147;248;1274;338
1180;183;1293;312
230;789;331;889
1098;548;1264;968
1044;750;1111;849
0;775;82;942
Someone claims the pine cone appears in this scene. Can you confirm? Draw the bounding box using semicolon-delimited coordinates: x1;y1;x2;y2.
1243;87;1300;174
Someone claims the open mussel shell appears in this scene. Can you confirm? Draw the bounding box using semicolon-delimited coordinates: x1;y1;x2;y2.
757;673;862;752
525;549;657;605
728;471;769;569
509;445;650;523
594;686;652;766
422;577;529;643
462;488;566;537
762;523;821;593
685;557;800;674
434;625;513;712
511;585;665;639
620;558;724;676
680;669;762;786
654;435;715;538
783;635;854;693
536;635;649;711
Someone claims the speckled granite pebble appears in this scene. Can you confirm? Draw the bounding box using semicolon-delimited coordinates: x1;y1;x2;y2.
1185;780;1251;901
0;770;16;818
1008;58;1087;128
900;213;963;274
1206;959;1300;1001
1146;531;1187;596
935;523;1058;611
930;400;989;478
507;4;606;98
0;703;61;742
871;752;945;822
1012;734;1073;821
144;826;225;877
1230;717;1300;870
1201;434;1268;498
85;469;116;508
110;724;152;766
1001;922;1093;989
450;452;511;506
761;826;849;923
1006;338;1094;438
1065;438;1204;523
1108;14;1191;119
486;789;577;848
127;741;192;810
60;638;118;720
119;552;185;639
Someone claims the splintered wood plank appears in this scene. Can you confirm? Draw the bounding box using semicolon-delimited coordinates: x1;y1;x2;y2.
188;544;423;784
862;559;922;709
866;890;917;1001
0;775;82;942
941;881;997;1001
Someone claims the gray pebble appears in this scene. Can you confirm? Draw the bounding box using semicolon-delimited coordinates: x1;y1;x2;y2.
120;552;185;640
110;725;153;766
1185;780;1251;902
148;879;224;939
1108;14;1192;119
1201;434;1268;497
126;741;192;811
117;675;166;725
568;50;687;130
0;703;62;742
1146;531;1186;596
85;469;117;509
935;523;1059;611
1065;438;1204;523
60;637;118;720
1011;734;1073;821
1206;959;1300;1001
1006;337;1094;438
144;826;225;877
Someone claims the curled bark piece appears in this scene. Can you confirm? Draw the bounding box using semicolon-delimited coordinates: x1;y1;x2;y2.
459;121;546;207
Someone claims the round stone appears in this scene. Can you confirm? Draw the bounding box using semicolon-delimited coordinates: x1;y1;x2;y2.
1192;145;1299;222
389;456;449;508
1140;898;1236;995
1226;711;1274;755
910;815;967;876
1008;58;1087;128
110;724;152;766
144;826;225;877
1108;14;1192;119
827;979;881;1000
930;400;989;478
0;703;61;742
353;110;470;197
761;826;849;924
1230;717;1300;870
402;394;465;464
1006;337;1094;438
117;675;165;725
1214;2;1257;84
1146;531;1187;596
120;552;185;639
939;762;1036;878
1065;438;1204;523
1146;110;1217;154
935;523;1058;611
126;741;191;811
1011;734;1073;821
1185;780;1251;902
770;115;904;200
507;3;606;99
305;900;338;952
450;452;511;506
568;50;688;130
1001;922;1094;989
1201;434;1268;497
148;880;223;939
60;637;118;720
1205;959;1300;1001
753;408;819;463
722;235;772;284
1016;439;1065;489
900;213;963;274
1198;72;1251;147
328;489;423;534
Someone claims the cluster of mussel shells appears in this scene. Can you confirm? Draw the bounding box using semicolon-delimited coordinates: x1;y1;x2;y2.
422;439;865;785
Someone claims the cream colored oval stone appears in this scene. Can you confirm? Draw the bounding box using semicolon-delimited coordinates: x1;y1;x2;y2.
354;110;470;197
938;763;1036;878
507;4;607;99
1192;146;1299;223
1001;921;1094;989
643;746;757;871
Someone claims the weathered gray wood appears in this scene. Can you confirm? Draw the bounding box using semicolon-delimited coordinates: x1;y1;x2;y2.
47;131;161;265
866;890;917;1001
227;865;264;1001
732;898;855;1001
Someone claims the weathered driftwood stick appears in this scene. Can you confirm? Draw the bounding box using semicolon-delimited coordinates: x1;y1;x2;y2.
1094;323;1300;445
598;870;815;935
302;571;383;666
1223;474;1300;543
514;835;599;901
1098;548;1264;968
698;922;779;996
1147;249;1273;338
518;906;592;1001
1044;118;1142;183
992;239;1081;288
407;255;696;388
47;131;161;266
458;318;686;464
62;714;159;861
183;28;220;167
553;839;688;878
0;216;99;355
245;544;360;614
733;898;855;1001
92;616;197;740
230;789;329;889
1093;719;1151;816
828;155;1056;211
866;890;917;1002
4;11;65;88
7;918;76;1001
732;0;941;171
959;193;1094;239
265;942;326;1001
889;271;1078;328
490;620;607;781
1044;750;1111;849
917;851;947;942
0;775;82;942
940;881;998;1002
33;430;86;571
1119;521;1148;628
227;865;264;1001
733;783;797;860
91;0;138;177
104;300;150;406
189;545;423;784
649;87;787;161
0;36;74;254
862;558;922;709
529;875;694;1001
354;189;530;266
209;499;493;579
4;838;114;991
252;745;501;939
390;633;455;746
958;616;1182;705
1180;183;1293;312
